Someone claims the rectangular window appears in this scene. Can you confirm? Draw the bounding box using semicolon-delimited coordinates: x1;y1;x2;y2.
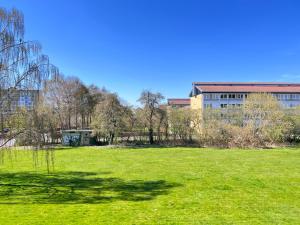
221;94;228;99
204;94;210;100
19;95;33;108
204;103;212;109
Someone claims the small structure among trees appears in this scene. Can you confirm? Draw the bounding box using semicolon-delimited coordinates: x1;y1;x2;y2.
61;130;92;146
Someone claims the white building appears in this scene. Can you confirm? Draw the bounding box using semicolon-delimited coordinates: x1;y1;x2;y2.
190;82;300;110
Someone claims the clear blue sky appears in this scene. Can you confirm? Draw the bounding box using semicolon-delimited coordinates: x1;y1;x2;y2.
2;0;300;105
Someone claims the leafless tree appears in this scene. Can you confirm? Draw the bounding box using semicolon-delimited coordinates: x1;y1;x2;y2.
138;90;165;144
91;93;126;144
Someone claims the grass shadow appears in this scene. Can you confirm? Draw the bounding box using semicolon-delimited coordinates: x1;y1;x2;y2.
0;171;181;204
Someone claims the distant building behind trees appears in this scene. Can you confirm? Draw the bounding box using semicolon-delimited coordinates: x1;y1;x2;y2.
166;82;300;147
167;98;190;108
0;89;39;112
190;82;300;111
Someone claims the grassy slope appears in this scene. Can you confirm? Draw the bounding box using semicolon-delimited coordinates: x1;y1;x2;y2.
0;147;299;225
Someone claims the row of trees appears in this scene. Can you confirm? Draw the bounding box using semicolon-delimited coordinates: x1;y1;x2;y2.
94;92;300;148
2;7;300;150
4;70;300;148
33;82;300;148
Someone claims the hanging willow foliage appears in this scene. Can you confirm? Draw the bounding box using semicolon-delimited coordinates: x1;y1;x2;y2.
0;7;58;172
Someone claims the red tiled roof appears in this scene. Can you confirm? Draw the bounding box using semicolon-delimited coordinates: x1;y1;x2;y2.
193;82;300;86
168;98;190;105
196;85;300;93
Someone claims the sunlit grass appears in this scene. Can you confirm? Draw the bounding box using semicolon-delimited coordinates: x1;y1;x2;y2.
0;147;299;224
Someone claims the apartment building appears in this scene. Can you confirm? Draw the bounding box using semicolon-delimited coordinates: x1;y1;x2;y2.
190;82;300;110
0;89;39;113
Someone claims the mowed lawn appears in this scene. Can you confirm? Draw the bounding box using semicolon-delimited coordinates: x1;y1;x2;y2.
0;147;299;225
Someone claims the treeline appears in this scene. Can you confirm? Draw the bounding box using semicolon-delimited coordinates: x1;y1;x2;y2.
2;7;300;149
11;82;300;148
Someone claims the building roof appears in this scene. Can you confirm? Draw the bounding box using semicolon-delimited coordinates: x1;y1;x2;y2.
61;130;92;133
193;82;300;86
168;98;190;105
195;85;300;93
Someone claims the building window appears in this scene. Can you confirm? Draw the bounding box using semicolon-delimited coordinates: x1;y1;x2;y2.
278;94;284;100
221;94;228;99
204;103;212;109
221;104;228;108
19;95;33;108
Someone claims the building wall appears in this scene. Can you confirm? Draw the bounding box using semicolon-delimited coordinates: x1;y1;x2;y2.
61;130;92;146
1;89;39;113
190;94;203;110
190;95;204;132
190;92;300;123
201;93;300;109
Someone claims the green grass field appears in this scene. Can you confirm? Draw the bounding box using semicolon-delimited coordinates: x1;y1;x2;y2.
0;147;299;225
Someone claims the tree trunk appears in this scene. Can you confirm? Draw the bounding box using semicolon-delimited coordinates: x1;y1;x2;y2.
75;111;78;129
109;132;115;145
165;125;169;141
81;113;84;129
149;128;154;144
68;109;71;129
1;112;3;133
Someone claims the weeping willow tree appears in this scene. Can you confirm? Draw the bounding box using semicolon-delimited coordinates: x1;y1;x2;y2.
0;7;58;172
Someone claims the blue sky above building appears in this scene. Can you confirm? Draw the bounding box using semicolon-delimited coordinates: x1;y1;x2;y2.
2;0;300;105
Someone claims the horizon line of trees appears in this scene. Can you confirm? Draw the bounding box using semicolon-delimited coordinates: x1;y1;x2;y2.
10;82;300;149
1;7;300;152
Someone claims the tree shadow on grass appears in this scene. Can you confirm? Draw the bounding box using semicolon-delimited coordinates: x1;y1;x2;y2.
0;171;181;204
